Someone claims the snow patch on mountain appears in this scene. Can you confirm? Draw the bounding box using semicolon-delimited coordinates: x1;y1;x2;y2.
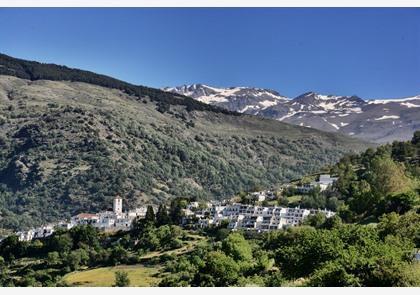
374;115;400;121
259;99;281;109
401;102;420;108
368;95;420;104
330;123;340;130
163;84;288;115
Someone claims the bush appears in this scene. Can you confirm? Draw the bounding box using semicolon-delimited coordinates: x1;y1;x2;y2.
114;270;130;287
47;251;61;267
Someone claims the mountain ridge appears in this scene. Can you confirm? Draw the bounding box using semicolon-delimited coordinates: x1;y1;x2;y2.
164;84;420;143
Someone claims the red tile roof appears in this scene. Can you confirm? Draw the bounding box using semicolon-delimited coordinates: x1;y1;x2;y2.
75;213;98;219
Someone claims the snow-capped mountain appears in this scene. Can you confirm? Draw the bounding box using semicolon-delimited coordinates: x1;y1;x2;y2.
163;84;420;143
260;93;420;143
163;84;288;114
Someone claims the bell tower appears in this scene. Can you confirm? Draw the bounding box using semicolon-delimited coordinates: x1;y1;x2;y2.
113;195;123;215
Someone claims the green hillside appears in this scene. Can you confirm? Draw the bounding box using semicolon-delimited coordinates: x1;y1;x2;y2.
0;55;369;230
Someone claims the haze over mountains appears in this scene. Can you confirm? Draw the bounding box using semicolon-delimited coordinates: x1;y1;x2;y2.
164;84;420;143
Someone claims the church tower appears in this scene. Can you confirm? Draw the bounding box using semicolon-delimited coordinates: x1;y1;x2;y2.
113;195;123;215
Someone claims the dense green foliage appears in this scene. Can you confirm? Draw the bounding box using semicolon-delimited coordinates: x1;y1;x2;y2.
282;132;419;220
158;212;419;287
268;223;417;286
331;132;419;221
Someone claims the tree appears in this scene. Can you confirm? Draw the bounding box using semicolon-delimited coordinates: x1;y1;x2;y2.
0;235;27;261
47;251;60;267
380;191;419;215
69;225;100;250
303;212;326;228
277;196;289;206
221;233;253;262
155;225;183;250
20;276;39;287
347;180;375;215
321;215;342;230
368;155;412;197
132;206;157;237
334;161;357;196
169;198;186;225
114;270;130;287
301;187;326;209
47;233;73;253
265;271;286;287
411;130;420;145
156;204;170;226
137;227;160;251
337;204;356;223
215;228;231;241
144;205;156;225
391;141;416;162
110;245;129;265
309;260;361;286
377;211;420;247
197;251;240;286
0;256;7;286
275;227;343;279
65;251;82;271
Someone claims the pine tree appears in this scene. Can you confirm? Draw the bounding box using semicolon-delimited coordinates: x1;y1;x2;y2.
169;198;185;225
145;205;156;224
156;204;170;226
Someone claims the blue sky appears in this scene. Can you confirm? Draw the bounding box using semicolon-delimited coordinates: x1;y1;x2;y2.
0;8;419;99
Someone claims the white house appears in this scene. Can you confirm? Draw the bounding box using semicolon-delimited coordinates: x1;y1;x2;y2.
205;203;334;232
70;213;99;226
316;174;338;191
297;174;338;193
17;230;35;242
251;192;266;202
128;207;148;219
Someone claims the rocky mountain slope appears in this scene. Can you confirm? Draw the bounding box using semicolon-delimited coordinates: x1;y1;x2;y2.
164;84;420;143
163;84;288;114
0;54;368;230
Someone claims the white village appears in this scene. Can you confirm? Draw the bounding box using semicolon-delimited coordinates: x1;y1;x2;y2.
15;175;337;242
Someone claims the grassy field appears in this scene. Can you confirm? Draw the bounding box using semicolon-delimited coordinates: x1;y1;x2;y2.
287;195;303;204
63;264;162;287
62;233;206;287
140;233;207;260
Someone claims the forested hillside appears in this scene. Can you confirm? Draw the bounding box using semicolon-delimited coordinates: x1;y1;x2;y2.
0;74;367;231
0;136;418;287
0;54;369;231
277;131;420;221
330;131;420;222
